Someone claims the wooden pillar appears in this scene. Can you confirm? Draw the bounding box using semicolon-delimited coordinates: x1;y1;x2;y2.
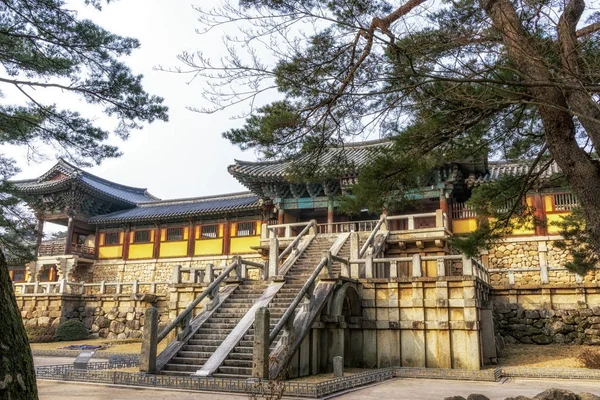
94;224;100;259
64;215;74;255
327;197;334;233
440;192;450;231
187;222;195;257
122;226;131;260
223;221;231;255
531;192;547;236
152;225;161;259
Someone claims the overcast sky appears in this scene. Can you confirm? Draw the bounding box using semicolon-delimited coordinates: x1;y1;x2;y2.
12;0;266;201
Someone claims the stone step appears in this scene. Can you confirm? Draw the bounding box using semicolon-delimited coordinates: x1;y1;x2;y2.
193;331;235;339
217;366;252;376
182;344;218;352
170;356;209;365
187;339;225;346
212;312;249;318
228;352;253;360
177;351;214;359
201;322;239;329
162;363;202;372
233;346;253;354
161;370;196;377
222;359;252;368
212;372;248;379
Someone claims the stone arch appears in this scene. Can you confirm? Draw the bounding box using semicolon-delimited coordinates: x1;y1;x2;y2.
327;282;363;369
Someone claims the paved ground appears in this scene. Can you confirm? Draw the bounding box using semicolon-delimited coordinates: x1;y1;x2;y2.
36;377;600;400
34;357;600;400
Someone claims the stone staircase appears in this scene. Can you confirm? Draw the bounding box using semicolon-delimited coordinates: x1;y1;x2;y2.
161;280;267;376
213;235;350;378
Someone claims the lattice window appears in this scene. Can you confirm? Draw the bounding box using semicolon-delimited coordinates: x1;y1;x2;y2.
133;230;151;243
553;193;579;211
236;221;256;237
166;227;184;241
104;232;120;245
450;202;477;219
201;225;219;239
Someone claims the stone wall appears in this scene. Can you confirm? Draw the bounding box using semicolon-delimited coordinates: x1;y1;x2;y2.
16;293;168;339
357;276;493;370
91;254;263;285
487;237;600;288
494;303;600;345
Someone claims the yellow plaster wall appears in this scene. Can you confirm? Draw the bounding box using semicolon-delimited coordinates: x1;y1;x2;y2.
543;194;553;212
129;243;154;259
230;236;260;254
159;241;187;258
547;212;570;234
452;218;477;234
194;238;223;255
98;246;122;259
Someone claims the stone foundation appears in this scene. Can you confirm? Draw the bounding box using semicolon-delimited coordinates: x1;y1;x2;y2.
494;303;600;345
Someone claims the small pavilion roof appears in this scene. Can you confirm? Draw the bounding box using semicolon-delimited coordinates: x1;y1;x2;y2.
470;160;562;185
11;159;158;206
88;192;262;224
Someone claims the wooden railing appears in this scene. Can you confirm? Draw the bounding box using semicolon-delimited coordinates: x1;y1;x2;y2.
316;220;378;234
37;242;95;258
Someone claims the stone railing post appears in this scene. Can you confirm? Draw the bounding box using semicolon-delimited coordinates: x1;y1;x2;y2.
171;265;181;284
58;279;67;294
435;209;444;228
412;254;422;277
34;281;39;294
462;255;473;276
140;306;158;373
437;258;446;277
333;356;344;378
261;223;268;240
204;264;214;284
132;279;139;294
350;232;360;279
389;260;398;278
285;225;292;238
269;237;279;277
408;216;415;230
365;248;374;278
309;219;317;235
99;281;106;294
253;307;270;378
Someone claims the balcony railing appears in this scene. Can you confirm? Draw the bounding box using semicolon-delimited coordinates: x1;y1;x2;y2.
37;242;95;258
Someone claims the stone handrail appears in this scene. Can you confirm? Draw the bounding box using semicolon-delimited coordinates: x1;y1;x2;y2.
269;254;331;344
358;215;386;258
316;219;378;234
277;220;317;262
13;280;169;295
265;221;315;239
37;242;95;258
386;209;448;230
156;258;240;344
348;254;489;281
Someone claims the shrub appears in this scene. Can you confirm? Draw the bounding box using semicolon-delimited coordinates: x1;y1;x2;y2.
25;325;56;343
54;320;89;342
578;348;600;369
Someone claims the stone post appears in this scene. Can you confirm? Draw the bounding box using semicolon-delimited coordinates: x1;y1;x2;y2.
261;223;268;240
140;306;158;373
462;255;473;276
365;248;374;278
437;257;446;277
309;219;317;235
204;263;214;284
350;232;360;279
412;254;422;277
333;356;344;378
171;265;181;284
253;307;270;378
269;237;279;277
538;242;549;284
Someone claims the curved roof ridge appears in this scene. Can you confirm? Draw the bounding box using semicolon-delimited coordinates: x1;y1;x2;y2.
231;138;392;167
55;158;157;197
137;191;256;207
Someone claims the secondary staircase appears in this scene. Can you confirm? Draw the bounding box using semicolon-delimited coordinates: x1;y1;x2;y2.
214;235;350;378
160;234;349;378
161;280;268;376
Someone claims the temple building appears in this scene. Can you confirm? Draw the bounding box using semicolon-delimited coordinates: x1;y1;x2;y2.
10;139;596;378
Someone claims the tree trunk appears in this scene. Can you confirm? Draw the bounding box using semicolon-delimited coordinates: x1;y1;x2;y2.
481;0;600;257
0;250;38;400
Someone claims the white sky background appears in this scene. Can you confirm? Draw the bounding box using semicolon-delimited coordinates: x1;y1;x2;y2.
11;0;267;203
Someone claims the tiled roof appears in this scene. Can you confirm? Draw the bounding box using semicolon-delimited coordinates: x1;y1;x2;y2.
12;159;158;205
228;139;393;194
88;192;262;224
470;160;562;184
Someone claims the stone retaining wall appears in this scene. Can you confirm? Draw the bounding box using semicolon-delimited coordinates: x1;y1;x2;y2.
494;302;600;345
16;293;168;339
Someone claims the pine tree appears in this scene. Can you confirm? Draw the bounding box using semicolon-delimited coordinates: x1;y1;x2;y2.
182;0;600;272
0;1;168;398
